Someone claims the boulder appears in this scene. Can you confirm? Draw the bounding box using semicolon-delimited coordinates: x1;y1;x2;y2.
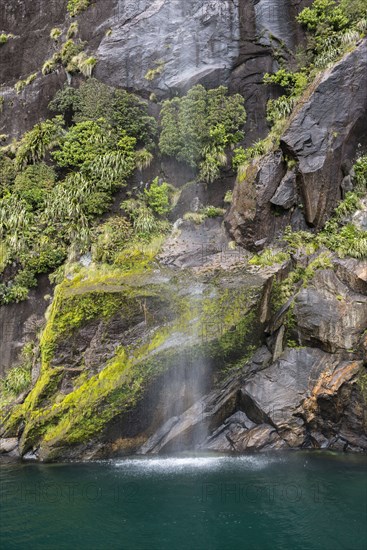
281;40;367;226
225;151;289;249
270;170;297;209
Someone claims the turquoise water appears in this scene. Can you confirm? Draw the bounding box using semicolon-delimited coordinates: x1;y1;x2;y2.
1;452;366;550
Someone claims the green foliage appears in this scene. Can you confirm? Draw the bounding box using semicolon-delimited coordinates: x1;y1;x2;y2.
15;73;38;94
52;119;108;169
0;342;34;403
50;28;62;41
203;205;226;218
15;116;64;168
67;0;90;17
144;178;170;215
92;217;133;264
183;205;225;224
354;155;367;192
232;140;267;173
42;58;58;75
135;149;154;171
340;0;367;20
249;249;290;267
263;69;308;96
69;53;97;77
0;33;13;45
319;222;367;259
60;39;84;69
224;190;233;204
121;180;171;240
159;85;246;169
49;80;157;148
266;96;297;125
297;0;350;34
144;61;165;81
0;85;139;305
48;85;79;123
0;153;17;197
67;22;78;39
13;163;55;210
121;199;157;238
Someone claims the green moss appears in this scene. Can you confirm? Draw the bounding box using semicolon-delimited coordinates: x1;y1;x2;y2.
3;263;262;457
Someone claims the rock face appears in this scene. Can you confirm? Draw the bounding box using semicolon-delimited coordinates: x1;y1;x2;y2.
294;269;367;353
225;151;306;250
96;0;241;95
0;0;309;140
282;40;367;226
0;275;52;377
141;261;367;454
227;40;367;248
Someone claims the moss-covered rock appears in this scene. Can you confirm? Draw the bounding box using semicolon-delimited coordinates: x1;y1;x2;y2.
2;262;264;460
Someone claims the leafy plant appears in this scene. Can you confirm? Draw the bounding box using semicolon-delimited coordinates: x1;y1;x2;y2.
92;216;133;264
16;116;64;168
13;163;55;210
0;33;14;45
50;28;62;41
144;178;171;215
159;85;246;169
249;249;290;267
67;0;90;17
15;73;38;94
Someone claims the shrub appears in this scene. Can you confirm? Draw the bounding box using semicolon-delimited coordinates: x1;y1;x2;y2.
354;155;367;192
67;22;78;39
52;119;108;168
13;163;55;209
0;33;13;45
266;96;297;125
69;53;97;77
67;0;90;17
50;80;157;148
60;39;84;68
297;0;350;34
50;28;62;41
263;69;308;96
159;85;246;168
42;58;58;75
16;116;64;167
144;178;171;215
92;217;133;263
135;149;154;171
249;249;290;266
204;206;226;218
224;190;233;204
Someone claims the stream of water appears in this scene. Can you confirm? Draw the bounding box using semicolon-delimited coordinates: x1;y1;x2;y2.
1;451;366;549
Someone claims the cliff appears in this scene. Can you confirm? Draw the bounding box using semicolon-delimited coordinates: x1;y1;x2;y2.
0;0;366;461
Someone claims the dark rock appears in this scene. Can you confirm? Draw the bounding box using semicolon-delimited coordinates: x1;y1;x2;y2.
270;170;298;209
294;269;367;353
0;274;52;377
281;40;367;226
225;151;289;249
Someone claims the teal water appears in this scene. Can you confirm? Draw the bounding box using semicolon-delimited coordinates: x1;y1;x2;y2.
0;452;366;550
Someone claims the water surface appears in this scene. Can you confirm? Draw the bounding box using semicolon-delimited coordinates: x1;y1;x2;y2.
1;452;366;549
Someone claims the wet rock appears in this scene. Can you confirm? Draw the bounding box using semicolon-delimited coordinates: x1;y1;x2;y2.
0;274;52;377
0;437;18;454
294;269;367;353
